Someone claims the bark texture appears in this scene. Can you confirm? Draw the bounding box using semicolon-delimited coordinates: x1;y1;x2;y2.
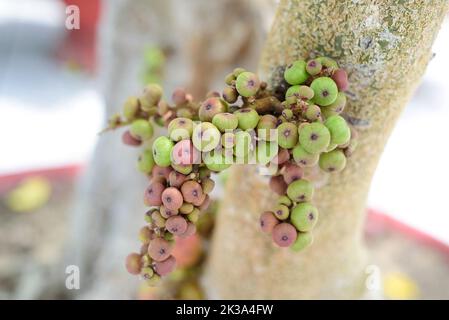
205;0;449;299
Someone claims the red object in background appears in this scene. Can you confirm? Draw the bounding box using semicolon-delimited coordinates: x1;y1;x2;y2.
0;165;83;194
56;0;101;73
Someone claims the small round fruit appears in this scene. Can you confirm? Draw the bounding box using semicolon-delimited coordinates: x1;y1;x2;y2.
198;194;211;211
187;209;199;223
310;77;338;106
321;92;346;118
235;108;260;130
139;226;153;244
123;96;139;120
125;253;142;275
151;211;166;228
152;165;172;180
291;232;313;252
257;114;277;141
168;171;187;188
256;141;278;165
141;267;155;281
221;132;235;149
145;273;161;286
172;88;187;105
331;68;349;91
154;255;176;276
160;205;179;218
306;59;322;75
152;136;174;167
283;162;304;184
324;115;351;146
192;122;221;152
181;180;204;205
148;238;172;262
235;72;260;97
278;195;292;207
168;118;193;141
204;150;232;172
273;204;290;220
269;175;288;195
122;130;141;146
199;97;227;122
260;211;279;233
171;140;200;165
138;149;155;174
130;119;153;141
154;256;176;276
298;122;330;154
233;67;246;77
201;178;215;194
272;223;297;247
142;83;163;106
165;216;188;235
178;222;197;238
233;130;253;158
319;149;347;173
222;86;238;104
179;202;194;214
284;60;308;85
212;113;238;132
285;85;301;100
315;56;338;69
171;163;193;175
225;72;236;85
287;179;314;203
271;148;290;165
161;187;183;211
291;203;319;232
277;122;298;149
292;144;319;167
144;182;165;206
304;104;322;122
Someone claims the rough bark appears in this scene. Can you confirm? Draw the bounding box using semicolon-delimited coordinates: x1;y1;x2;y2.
205;0;449;299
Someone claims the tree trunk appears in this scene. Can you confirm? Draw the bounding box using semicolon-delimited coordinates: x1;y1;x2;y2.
58;0;272;299
204;0;449;299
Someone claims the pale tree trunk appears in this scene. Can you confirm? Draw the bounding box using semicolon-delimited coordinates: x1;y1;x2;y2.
204;0;449;299
56;0;272;299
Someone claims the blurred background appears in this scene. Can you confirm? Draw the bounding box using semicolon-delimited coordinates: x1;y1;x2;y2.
0;0;448;299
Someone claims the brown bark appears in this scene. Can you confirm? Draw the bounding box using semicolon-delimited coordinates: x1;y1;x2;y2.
205;0;449;299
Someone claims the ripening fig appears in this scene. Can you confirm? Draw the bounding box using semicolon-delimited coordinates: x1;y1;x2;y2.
287;179;314;203
260;211;279;233
310;77;338;106
212;113;238;132
125;253;142;275
292;144;319;167
123;96;139;120
235;72;260;97
319;149;347;173
277;122;298;149
272;223;297;247
152;136;174;167
130;119;153;141
199;97;228;122
235;108;260;130
290;203;319;232
284;60;308;85
137;149;155;174
324;115;351;146
192;122;221;152
298;122;330;154
291;232;313;252
168;117;193;141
